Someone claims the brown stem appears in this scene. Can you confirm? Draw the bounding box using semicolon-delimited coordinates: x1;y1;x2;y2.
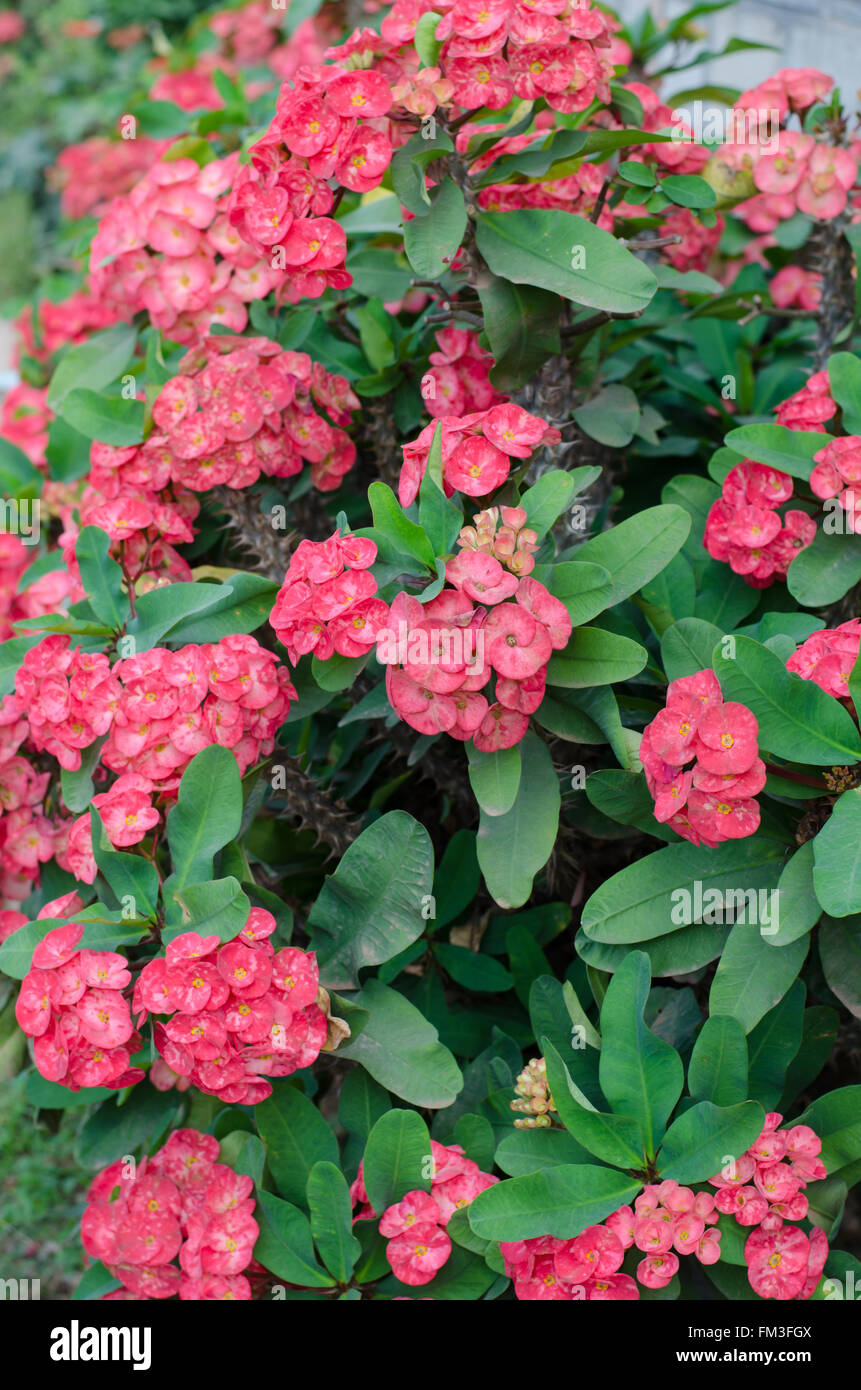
764;761;829;789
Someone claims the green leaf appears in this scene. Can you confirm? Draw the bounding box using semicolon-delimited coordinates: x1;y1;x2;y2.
308;812;434;991
468;1164;642;1242
796;1087;861;1184
769;844;820;949
125;581;228;652
661;617;724;681
77;1084;181;1168
47;323;138;410
787;528;861;608
476;729;560;909
403;180;467;278
572;505;691;605
61;736;106;815
252;1190;335;1287
494;1127;592;1175
335;979;462;1108
0;436;42;497
827;351;861;434
256;1083;339;1208
477;276;561;392
521;469;593;542
475;210;657;315
581;839;785;946
369;481;435;568
598;952;684;1156
162;747;243;915
747;982;805;1108
75;525;127;629
355;303;396;372
813;789;861;916
709;923;808;1033
311;650;368;692
164;876;251;945
338;1067;391;1140
433;943;513;992
713;636;861;765
389;125;453;216
0;908;148;980
660;173;716;208
165;573;279;645
657;1101;764;1184
820;916;861;1019
467;743;521;817
306;1161;361;1282
57;390;145;446
544;561;614;628
546;626;648;687
723;424;827;480
414;10;443;65
0;632;50;696
574;385;640;447
544;1040;645;1168
419;424;462;556
89;807;159;920
362;1108;431;1213
687;1016;748;1106
72;1262;121;1301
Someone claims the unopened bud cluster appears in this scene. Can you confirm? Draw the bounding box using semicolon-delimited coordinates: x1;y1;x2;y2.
511;1056;557;1128
457;506;539;578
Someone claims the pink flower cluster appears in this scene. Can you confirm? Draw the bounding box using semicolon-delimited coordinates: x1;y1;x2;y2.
48;136;170;222
774;369;835;431
0;383;52;468
502;1179;720;1301
770;265;821;312
64;774;161;885
703;460;815;588
0;694;71;901
809;436;861;530
351;1141;497;1286
786;618;861;702
745;132;857;221
641;669;764;847
381;0;615;115
15;920;144;1090
88;153;291;344
623;82;709;176
14;289;120;365
421;327;503;420
659;207;725;274
399;404;561;507
81;1129;261;1300
100;635;296;798
457;504;538;577
145;333;358;494
15;635;119;773
382;567;571;751
0;9;24;43
708;1113;828;1299
738;66;834;125
228;66;392;301
270;530;389;664
477;151;614;224
134;916;327;1106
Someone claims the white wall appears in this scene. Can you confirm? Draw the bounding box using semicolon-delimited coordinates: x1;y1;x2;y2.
613;0;861;105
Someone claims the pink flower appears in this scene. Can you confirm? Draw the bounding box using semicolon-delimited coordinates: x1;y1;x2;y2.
379;1191;442;1237
386;1223;452;1285
796;144;857;219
